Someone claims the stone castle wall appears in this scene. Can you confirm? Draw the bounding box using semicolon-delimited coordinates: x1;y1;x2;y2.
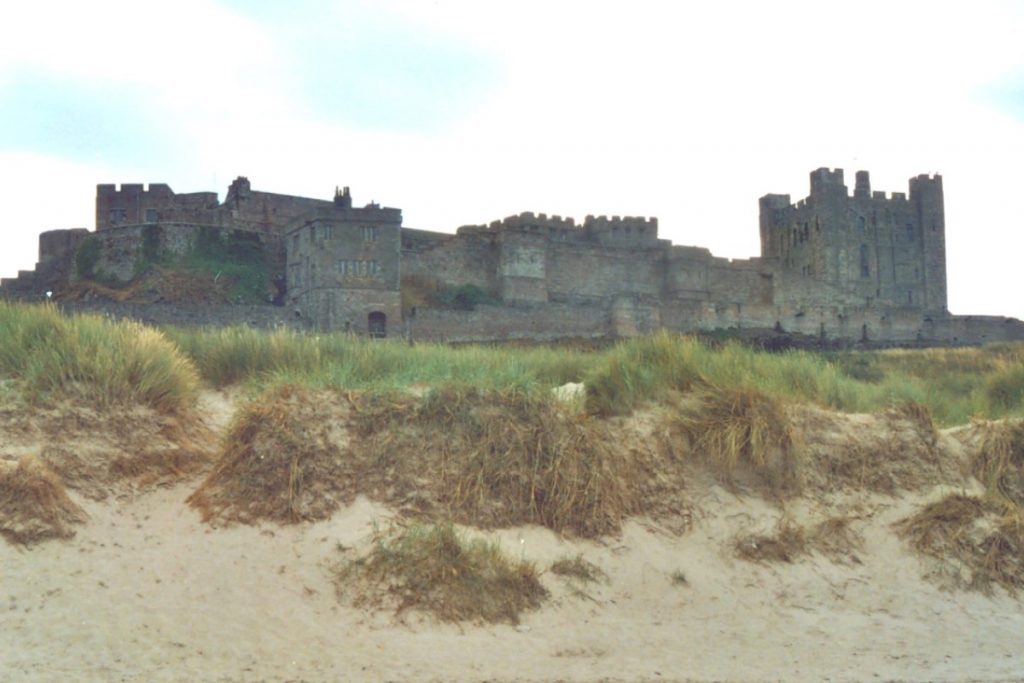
4;170;1023;348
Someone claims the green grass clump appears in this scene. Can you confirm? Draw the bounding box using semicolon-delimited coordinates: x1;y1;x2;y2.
0;302;198;413
585;332;844;417
586;334;1024;426
336;522;548;624
168;325;593;393
184;227;272;304
985;365;1024;414
166;326;325;387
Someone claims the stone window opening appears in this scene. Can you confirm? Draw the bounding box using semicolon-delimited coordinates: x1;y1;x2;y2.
859;244;870;278
362;226;377;241
905;223;915;241
144;208;158;223
858;216;866;232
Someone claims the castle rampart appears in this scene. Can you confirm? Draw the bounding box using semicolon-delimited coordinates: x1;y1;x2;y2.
4;170;1021;347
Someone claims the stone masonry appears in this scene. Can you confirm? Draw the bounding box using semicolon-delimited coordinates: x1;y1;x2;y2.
3;169;1022;345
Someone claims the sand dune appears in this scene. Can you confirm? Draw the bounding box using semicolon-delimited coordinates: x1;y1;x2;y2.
2;391;1024;683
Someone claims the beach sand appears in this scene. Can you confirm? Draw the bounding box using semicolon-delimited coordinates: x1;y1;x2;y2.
3;392;1024;683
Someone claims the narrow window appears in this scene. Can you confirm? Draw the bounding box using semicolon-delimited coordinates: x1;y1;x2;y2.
860;244;870;278
905;223;914;241
858;216;865;232
144;208;158;223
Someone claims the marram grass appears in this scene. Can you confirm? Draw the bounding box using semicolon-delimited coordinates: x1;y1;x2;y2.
4;302;1024;425
0;302;198;413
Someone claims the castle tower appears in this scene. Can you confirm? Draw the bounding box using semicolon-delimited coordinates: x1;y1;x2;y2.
759;168;949;313
909;174;948;313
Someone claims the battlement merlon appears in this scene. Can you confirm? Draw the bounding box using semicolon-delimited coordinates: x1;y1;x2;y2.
486;212;579;232
583;215;658;229
909;173;943;200
854;171;871;198
809;167;847;197
765;170;944;209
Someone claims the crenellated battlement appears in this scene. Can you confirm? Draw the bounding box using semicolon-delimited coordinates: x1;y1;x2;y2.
582;215;658;231
5;168;987;345
485;212;578;232
759;168;948;315
459;211;660;246
96;183;175;198
809;167;847;196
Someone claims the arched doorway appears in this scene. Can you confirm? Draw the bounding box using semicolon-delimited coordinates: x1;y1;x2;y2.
368;311;387;338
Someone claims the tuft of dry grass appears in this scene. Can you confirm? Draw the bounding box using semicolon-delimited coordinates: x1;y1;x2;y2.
896;494;1024;594
887;401;939;448
795;406;954;494
0;397;212;502
969;419;1024;505
734;517;807;563
354;385;641;537
0;455;88;545
734;515;864;565
334;522;548;624
676;386;800;497
808;515;864;563
188;384;355;524
550;554;606;583
190;383;688;536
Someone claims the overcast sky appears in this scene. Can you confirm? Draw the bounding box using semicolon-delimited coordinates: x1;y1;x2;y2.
2;0;1022;318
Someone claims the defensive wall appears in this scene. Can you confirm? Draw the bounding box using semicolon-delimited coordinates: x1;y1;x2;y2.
3;170;1023;347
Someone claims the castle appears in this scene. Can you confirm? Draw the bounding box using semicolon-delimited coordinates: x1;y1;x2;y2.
3;169;1022;345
